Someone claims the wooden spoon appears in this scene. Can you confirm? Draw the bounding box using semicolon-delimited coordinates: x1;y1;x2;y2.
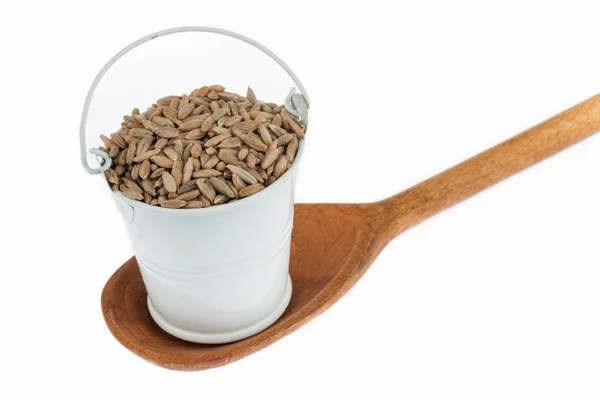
102;94;600;370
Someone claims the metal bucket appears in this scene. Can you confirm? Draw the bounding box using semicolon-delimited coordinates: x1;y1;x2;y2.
80;27;309;344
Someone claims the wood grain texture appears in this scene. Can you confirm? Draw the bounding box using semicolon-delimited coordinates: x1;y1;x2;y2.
102;94;600;370
377;94;600;240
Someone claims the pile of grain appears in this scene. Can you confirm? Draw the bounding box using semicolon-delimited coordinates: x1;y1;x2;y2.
99;85;306;208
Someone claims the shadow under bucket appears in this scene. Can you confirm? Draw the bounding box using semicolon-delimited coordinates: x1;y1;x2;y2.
81;27;309;344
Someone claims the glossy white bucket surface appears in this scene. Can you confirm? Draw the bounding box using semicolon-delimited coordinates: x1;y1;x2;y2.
112;144;303;344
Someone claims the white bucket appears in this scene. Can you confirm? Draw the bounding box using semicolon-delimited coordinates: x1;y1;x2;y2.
113;143;303;343
80;27;309;343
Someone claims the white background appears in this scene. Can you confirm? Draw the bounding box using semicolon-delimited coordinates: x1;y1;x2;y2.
1;1;599;399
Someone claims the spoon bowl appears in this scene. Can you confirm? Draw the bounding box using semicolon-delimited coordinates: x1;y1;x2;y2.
102;203;382;370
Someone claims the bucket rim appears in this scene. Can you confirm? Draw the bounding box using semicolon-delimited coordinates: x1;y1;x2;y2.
113;139;305;216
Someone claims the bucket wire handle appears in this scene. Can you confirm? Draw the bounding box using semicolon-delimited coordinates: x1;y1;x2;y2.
80;26;310;175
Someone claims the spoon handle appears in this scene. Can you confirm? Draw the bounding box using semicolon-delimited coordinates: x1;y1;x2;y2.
379;94;600;240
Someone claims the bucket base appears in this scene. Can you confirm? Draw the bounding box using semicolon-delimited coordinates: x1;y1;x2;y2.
147;275;292;344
